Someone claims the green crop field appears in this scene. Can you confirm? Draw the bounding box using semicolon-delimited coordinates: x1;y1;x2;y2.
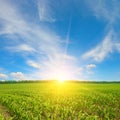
0;82;120;120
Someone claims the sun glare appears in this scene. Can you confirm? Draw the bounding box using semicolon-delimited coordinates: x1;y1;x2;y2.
53;70;70;83
58;78;65;83
49;69;71;83
57;76;67;83
43;63;74;82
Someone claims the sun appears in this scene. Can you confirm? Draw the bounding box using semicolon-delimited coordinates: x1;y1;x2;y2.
53;72;68;83
42;63;74;82
50;69;70;83
53;70;70;83
58;79;64;83
57;77;66;83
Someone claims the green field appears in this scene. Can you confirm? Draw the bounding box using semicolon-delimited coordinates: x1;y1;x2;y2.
0;82;120;120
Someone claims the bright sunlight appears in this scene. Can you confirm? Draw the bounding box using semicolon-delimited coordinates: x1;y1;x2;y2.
42;62;74;82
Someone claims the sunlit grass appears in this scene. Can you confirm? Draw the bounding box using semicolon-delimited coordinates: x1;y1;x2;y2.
0;82;120;119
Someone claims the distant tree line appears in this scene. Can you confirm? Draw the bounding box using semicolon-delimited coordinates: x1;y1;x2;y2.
0;80;120;84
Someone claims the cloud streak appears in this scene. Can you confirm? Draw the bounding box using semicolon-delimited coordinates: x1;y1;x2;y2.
0;0;61;57
27;60;41;69
37;0;56;22
82;31;114;62
84;0;120;24
82;0;120;62
6;44;36;53
0;0;81;80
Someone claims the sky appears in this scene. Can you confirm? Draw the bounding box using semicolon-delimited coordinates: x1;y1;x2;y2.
0;0;120;81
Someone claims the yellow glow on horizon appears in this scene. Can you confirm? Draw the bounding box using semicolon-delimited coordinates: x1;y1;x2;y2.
58;78;65;83
45;66;72;82
42;62;75;82
53;70;70;83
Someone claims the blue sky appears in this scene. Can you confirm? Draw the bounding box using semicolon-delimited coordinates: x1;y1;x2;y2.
0;0;120;81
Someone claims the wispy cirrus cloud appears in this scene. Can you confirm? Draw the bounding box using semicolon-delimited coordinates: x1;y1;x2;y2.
82;31;114;62
82;0;120;62
0;0;27;35
84;0;120;24
27;60;41;69
37;0;56;22
115;43;120;52
0;0;81;80
0;0;60;57
6;44;36;53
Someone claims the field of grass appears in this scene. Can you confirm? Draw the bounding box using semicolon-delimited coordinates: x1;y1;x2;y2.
0;81;120;120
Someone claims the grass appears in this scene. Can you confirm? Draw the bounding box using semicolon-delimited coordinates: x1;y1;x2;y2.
0;110;4;120
0;81;120;120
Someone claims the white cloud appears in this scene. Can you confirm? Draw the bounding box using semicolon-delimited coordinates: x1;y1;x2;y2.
82;1;120;63
0;0;62;57
0;0;82;80
27;60;41;69
0;0;61;57
0;73;8;79
84;0;120;24
37;0;56;22
86;64;96;70
27;54;81;80
81;64;97;76
0;0;27;35
10;72;26;80
82;31;114;62
6;44;36;53
115;43;120;52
